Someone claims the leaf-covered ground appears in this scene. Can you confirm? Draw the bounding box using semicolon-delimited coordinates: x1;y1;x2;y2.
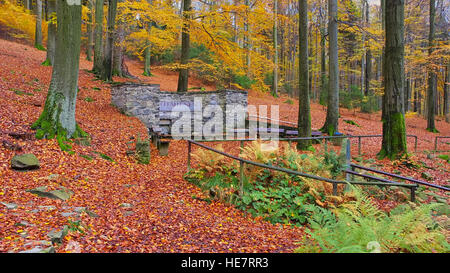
0;39;448;253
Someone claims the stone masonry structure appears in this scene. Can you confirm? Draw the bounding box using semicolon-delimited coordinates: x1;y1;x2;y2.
111;83;248;135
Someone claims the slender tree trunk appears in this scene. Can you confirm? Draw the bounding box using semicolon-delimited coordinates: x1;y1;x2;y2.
405;76;410;112
273;0;278;96
35;0;44;50
244;0;251;76
297;0;311;150
379;0;407;160
364;0;371;95
143;41;152;76
445;63;449;122
143;0;153;77
32;0;86;143
93;0;104;73
101;0;117;82
42;0;56;66
321;0;339;135
177;0;191;92
86;0;93;61
319;3;327;106
426;0;438;132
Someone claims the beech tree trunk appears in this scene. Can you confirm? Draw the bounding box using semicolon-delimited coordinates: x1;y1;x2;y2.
321;0;339;135
379;0;407;159
32;0;86;143
426;0;438;132
35;0;43;50
101;0;117;81
273;0;278;96
177;0;191;92
93;0;104;73
297;0;311;150
143;0;153;77
86;0;93;61
445;63;449;122
43;0;56;66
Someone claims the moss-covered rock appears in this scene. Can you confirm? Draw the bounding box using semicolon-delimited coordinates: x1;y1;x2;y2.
11;154;40;170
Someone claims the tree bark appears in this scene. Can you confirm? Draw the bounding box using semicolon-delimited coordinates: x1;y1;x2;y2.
32;0;86;145
244;0;251;76
379;0;407;160
177;0;191;92
273;0;278;96
319;2;327;105
297;0;311;150
143;0;153;76
86;0;93;61
42;0;56;66
426;0;438;132
93;0;104;73
100;0;118;82
35;0;44;50
444;63;449;122
321;0;339;135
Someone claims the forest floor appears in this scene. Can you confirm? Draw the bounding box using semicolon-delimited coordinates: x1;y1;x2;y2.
0;38;448;253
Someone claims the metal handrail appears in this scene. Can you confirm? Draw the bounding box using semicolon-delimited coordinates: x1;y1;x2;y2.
434;136;450;152
186;139;418;200
191;134;419;154
350;163;449;191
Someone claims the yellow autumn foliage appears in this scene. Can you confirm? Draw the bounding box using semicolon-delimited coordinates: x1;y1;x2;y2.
0;1;47;43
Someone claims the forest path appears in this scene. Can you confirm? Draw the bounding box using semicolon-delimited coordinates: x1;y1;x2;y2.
0;39;305;253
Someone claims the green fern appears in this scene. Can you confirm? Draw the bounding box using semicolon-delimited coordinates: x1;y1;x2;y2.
296;185;450;253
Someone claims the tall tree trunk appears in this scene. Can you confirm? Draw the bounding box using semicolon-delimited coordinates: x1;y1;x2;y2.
101;0;117;82
273;0;278;96
379;0;407;160
42;0;56;66
426;0;438;132
321;0;339;135
143;0;153;77
361;0;367;94
93;0;104;73
244;0;251;76
177;0;191;92
364;0;371;95
319;2;327;105
297;0;311;150
32;0;86;143
405;76;410;112
445;63;449;122
86;0;93;61
35;0;44;50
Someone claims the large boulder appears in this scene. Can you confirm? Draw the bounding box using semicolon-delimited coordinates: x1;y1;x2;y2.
11;154;40;170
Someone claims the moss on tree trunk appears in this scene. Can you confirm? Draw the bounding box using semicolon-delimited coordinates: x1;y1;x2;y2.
378;0;407;160
42;0;57;66
177;0;191;93
297;0;311;150
320;0;339;136
32;0;87;150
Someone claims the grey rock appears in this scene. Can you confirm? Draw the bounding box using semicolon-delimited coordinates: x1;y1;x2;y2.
1;202;18;209
11;154;40;170
47;225;69;244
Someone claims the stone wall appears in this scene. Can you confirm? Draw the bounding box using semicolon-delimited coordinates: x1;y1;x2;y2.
111;83;248;135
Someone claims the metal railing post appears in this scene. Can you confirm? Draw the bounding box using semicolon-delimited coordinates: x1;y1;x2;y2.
410;187;416;202
345;138;351;191
239;161;245;196
187;141;191;171
414;136;418;152
358;136;362;156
